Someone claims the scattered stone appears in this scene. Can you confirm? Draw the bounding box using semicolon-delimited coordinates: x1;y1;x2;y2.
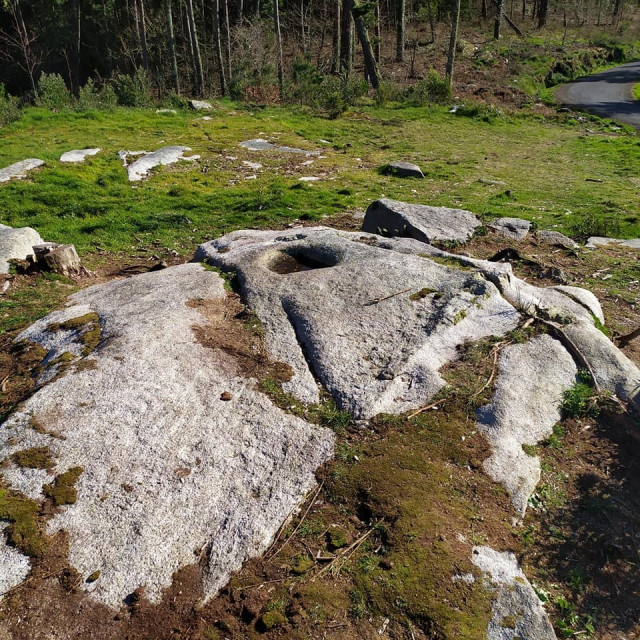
489;217;531;241
0;159;45;183
242;161;262;170
189;100;213;110
476;335;578;515
0;225;43;274
586;236;640;249
195;228;520;417
362;198;481;244
383;161;424;179
199;116;212;121
537;230;579;249
472;546;556;640
1;264;333;607
125;146;200;182
239;139;319;156
477;178;507;186
220;391;232;401
60;149;101;163
298;176;320;182
118;150;147;165
155;109;177;115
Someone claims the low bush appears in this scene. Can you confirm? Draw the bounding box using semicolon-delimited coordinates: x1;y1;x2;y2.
114;68;153;107
35;73;73;110
0;84;21;126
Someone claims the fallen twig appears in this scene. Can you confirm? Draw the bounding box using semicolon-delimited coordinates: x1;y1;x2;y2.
265;480;324;561
313;525;377;580
617;326;640;349
365;288;412;306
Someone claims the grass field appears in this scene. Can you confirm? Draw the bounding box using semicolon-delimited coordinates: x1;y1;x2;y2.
0;102;638;264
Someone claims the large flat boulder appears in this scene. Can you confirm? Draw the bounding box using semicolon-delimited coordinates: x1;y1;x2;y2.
0;264;333;607
0;224;43;273
362;198;481;244
60;148;101;163
0;159;44;183
489;216;531;240
195;228;521;418
477;335;577;515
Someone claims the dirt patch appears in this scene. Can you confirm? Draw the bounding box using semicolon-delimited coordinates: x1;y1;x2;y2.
189;294;292;383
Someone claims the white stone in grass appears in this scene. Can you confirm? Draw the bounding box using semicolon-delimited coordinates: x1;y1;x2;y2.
0;224;43;273
60;149;101;163
0;159;44;183
125;146;200;182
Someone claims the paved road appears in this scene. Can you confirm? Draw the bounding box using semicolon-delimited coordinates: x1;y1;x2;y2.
555;60;640;129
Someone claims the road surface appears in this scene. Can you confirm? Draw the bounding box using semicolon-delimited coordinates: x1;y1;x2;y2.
555;60;640;129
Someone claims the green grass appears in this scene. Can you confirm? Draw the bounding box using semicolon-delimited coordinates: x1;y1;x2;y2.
633;83;640;102
0;104;639;258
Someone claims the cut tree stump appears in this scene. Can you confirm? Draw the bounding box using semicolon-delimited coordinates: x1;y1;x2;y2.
32;243;83;276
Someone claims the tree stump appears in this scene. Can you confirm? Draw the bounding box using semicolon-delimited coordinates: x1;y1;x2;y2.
32;243;82;276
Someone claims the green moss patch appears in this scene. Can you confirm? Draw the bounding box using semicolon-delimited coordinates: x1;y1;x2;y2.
0;486;48;557
11;446;54;469
44;466;84;506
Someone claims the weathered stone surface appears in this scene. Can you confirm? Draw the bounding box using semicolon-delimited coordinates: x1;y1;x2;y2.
189;100;213;110
477;335;578;515
472;546;556;640
537;230;579;249
0;524;30;598
384;161;424;179
0;264;334;607
60;149;101;163
490;217;531;240
362;198;481;244
0;159;44;183
125;146;200;182
586;236;640;249
0;224;43;273
195;228;521;418
156;109;177;114
239;139;319;156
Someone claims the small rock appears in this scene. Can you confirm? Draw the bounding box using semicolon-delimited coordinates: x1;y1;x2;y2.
155;109;177;115
189;100;213;110
259;611;286;631
586;236;640;249
384;161;424;179
220;391;232;401
60;149;101;163
0;225;44;274
298;176;320;182
537;230;578;249
327;527;351;550
0;158;45;183
363;198;481;243
241;161;262;170
380;558;394;570
239;139;319;156
489;217;531;241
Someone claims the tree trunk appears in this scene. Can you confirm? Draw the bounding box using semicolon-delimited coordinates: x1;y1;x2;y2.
214;0;227;95
332;0;341;72
374;0;381;62
165;0;180;93
493;0;504;37
186;0;205;95
340;0;353;75
352;0;381;89
273;0;284;99
481;0;487;18
396;0;405;61
137;0;149;70
224;0;232;86
445;0;461;86
74;0;81;91
300;0;306;54
536;0;547;27
521;0;526;20
426;0;435;41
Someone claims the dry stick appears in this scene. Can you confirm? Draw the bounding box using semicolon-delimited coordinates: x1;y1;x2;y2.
265;480;324;561
0;568;64;599
365;288;412;306
407;399;446;420
470;347;500;399
618;326;640;349
538;318;601;393
313;526;376;581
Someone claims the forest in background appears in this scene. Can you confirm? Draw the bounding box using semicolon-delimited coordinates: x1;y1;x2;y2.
0;0;638;112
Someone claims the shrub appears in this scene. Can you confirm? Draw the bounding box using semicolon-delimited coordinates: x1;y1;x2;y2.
162;92;189;110
284;55;324;106
98;84;118;108
114;67;153;107
35;73;73;110
561;371;599;418
77;78;101;109
413;69;451;105
319;75;369;118
374;80;403;106
0;84;21;126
